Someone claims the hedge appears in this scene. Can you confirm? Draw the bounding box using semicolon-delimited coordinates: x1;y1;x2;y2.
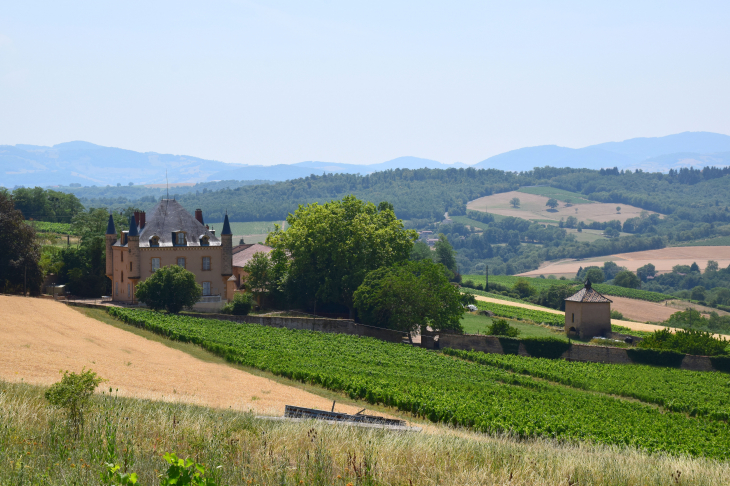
626;348;686;368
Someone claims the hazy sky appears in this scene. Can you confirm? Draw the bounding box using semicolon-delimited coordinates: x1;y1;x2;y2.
1;1;729;166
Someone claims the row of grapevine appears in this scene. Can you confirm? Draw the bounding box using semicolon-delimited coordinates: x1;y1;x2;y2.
107;308;730;459
26;221;75;234
473;300;564;327
444;348;730;421
463;275;675;302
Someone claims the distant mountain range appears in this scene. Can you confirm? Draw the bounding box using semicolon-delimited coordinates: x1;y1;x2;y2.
474;132;730;172
2;132;730;188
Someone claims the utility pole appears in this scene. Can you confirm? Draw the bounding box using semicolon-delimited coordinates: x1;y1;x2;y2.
485;264;489;292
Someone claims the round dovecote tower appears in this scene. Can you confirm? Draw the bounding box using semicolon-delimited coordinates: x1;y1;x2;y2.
127;216;141;300
105;213;117;280
220;213;233;300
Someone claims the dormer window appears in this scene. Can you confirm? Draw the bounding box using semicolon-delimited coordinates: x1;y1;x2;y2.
200;235;210;246
172;232;187;246
149;236;160;247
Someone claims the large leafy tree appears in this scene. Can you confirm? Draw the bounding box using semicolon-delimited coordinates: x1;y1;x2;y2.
353;260;464;335
434;234;458;279
135;265;202;313
267;196;417;317
0;190;44;294
12;187;83;223
241;248;288;308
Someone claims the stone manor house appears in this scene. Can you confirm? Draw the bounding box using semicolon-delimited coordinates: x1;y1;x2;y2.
105;199;235;310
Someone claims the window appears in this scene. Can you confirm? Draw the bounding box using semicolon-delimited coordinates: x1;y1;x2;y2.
127;283;130;296
174;232;187;246
121;251;123;262
572;313;575;323
130;261;133;272
202;282;211;296
200;235;210;246
151;258;160;271
202;256;211;271
121;271;124;282
150;236;160;247
177;257;186;269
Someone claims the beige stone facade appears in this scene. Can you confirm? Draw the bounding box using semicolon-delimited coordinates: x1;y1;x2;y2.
105;200;233;308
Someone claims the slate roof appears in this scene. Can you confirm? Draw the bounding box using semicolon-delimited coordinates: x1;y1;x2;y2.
115;199;220;248
564;280;612;303
232;243;273;268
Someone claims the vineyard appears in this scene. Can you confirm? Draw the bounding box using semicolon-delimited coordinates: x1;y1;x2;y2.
473;300;564;327
107;307;730;458
26;221;74;234
444;348;730;421
463;274;675;302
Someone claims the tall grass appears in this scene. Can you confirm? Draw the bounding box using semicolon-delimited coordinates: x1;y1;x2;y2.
2;381;729;485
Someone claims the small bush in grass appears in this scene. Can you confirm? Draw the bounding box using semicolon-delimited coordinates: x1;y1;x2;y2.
222;292;254;316
44;368;103;438
610;310;624;320
487;319;520;337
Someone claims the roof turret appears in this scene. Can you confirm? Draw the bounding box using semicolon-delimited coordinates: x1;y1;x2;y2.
106;213;116;235
221;213;232;235
128;215;139;237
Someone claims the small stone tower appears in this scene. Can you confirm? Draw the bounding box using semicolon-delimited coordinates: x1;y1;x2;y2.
127;215;141;283
105;214;117;280
220;213;233;300
564;279;613;339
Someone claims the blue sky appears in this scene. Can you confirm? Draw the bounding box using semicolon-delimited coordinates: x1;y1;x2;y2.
1;1;728;165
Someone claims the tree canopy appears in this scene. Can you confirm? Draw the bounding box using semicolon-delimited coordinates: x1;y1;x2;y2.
0;190;43;295
135;265;202;313
353;260;464;335
266;195;417;316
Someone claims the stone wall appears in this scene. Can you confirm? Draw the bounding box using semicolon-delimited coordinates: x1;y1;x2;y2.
437;331;722;372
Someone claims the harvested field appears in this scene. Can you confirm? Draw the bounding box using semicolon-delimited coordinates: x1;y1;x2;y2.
608;295;677;323
467;190;658;224
518;246;730;278
0;296;385;417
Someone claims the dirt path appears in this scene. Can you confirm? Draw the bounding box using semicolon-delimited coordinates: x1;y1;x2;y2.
472;295;694;336
0;296;382;417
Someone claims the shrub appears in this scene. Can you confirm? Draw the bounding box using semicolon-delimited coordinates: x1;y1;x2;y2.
521;337;572;359
637;328;729;356
486;319;520;337
44;368;103;438
613;270;641;289
135;265;202;314
222;292;254;316
497;337;521;355
610;310;624;320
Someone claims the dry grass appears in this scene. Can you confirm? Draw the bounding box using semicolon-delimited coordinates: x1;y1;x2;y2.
467;191;657;224
2;380;729;485
518;246;730;278
0;295;381;417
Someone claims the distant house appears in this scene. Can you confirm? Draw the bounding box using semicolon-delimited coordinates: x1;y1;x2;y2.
105;200;233;311
418;230;433;240
426;238;439;247
564;280;612;339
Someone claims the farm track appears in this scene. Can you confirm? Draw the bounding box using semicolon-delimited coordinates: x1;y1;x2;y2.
471;295;691;335
0;295;391;418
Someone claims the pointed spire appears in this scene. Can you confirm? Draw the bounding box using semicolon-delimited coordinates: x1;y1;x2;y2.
128;215;139;237
221;212;232;235
584;278;592;290
106;213;116;235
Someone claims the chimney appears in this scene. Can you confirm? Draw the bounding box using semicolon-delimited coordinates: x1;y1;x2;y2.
140;211;146;229
134;211;140;229
195;209;204;225
210;229;216;236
